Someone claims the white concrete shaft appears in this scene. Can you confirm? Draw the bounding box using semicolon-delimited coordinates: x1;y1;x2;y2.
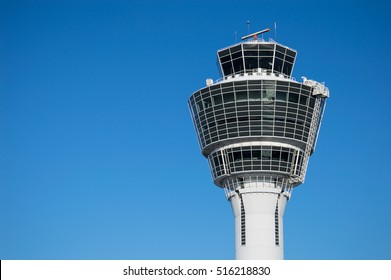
229;190;288;260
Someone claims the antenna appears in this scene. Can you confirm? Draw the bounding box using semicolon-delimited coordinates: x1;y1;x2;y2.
241;28;270;40
274;21;277;40
247;20;250;34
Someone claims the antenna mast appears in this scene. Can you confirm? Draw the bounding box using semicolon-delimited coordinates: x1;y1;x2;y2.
274;21;277;40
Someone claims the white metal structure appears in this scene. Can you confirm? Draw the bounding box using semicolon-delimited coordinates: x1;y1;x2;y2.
188;34;329;259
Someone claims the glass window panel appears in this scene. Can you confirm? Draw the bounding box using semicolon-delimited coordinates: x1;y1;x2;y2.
263;164;271;170
226;117;236;123
252;149;261;160
276;91;287;101
236;91;247;101
245;57;258;70
203;97;212;108
290;82;300;90
213;95;222;105
233;58;244;72
222;82;233;89
200;88;209;94
222;62;233;75
208;120;216;127
213;156;220;167
259;44;274;51
239;131;250;137
210;84;220;92
309;98;315;108
238;116;248;122
283;62;293;76
197;101;204;111
218;49;230;56
299;95;308;105
262;149;271;160
275;51;284;59
285;55;295;63
259;51;274;56
301;85;311;95
221;85;233;93
272;150;280;160
271;163;279;171
244;51;258;56
259;57;273;69
233;151;242;161
278;81;289;87
274;58;283;73
276;45;285;53
289;93;299;103
231;51;242;60
223;93;234;103
249;90;261;100
286;49;296;58
231;45;241;53
224;103;235;110
219;55;231;63
248;80;261;86
262;84;276;101
228;152;233;162
234;80;247;87
243;43;258;50
243;150;251;160
190;101;197;114
274;108;286;116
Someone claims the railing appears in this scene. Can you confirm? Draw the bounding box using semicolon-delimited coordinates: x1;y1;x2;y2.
223;175;293;199
213;68;296;84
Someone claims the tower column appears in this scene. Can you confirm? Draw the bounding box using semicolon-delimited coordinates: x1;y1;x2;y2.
228;186;289;260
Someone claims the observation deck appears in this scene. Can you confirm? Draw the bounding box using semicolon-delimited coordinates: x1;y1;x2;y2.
189;38;329;189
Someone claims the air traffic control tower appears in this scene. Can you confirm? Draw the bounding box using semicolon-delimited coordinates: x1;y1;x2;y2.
188;29;329;259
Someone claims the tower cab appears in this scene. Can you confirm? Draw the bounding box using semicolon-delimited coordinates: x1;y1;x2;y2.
217;40;297;78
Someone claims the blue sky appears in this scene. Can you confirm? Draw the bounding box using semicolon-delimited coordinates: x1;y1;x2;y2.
0;0;390;260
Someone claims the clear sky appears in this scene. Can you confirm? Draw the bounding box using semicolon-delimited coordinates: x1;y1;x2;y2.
0;0;390;260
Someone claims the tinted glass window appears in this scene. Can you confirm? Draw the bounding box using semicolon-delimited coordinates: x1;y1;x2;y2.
289;93;299;103
276;45;285;53
231;45;241;53
299;95;308;105
286;49;296;58
249;90;261;100
274;58;283;73
233;151;242;161
243;150;251;160
223;93;234;103
245;57;258;70
231;51;242;60
233;58;244;72
283;62;293;76
204;97;212;108
218;49;230;56
272;151;280;160
276;91;287;101
236;91;247;101
259;57;273;69
222;62;233;75
219;55;231;63
213;95;222;105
